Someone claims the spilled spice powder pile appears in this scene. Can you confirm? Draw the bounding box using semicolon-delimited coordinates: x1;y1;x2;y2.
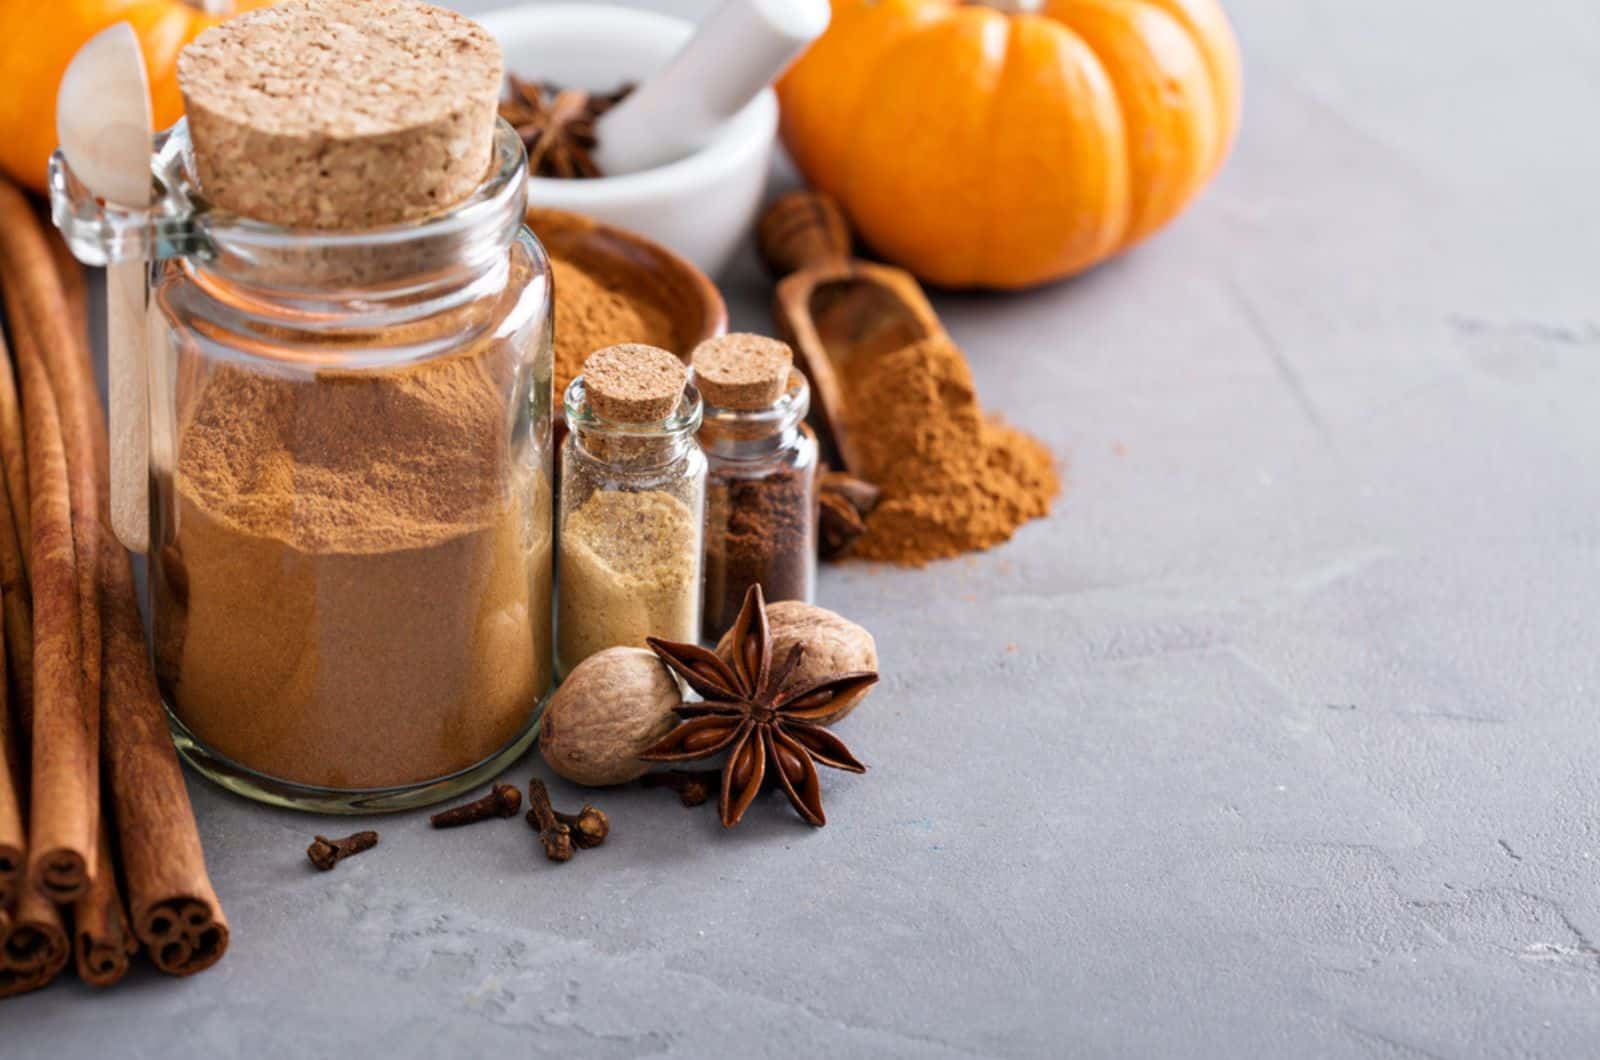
844;336;1058;566
551;257;674;397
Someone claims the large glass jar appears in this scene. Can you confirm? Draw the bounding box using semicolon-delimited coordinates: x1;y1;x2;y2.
52;122;555;812
557;347;706;679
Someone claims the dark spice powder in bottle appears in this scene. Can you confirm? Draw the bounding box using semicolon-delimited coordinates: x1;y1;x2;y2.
693;335;818;640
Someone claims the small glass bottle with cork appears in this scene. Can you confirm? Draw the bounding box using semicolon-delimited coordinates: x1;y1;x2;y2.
693;334;819;640
557;343;707;678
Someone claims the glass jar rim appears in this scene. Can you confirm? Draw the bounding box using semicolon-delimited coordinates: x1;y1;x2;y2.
564;377;704;439
52;118;529;284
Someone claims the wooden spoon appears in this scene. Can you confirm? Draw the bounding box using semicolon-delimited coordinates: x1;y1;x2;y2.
759;190;944;476
56;23;153;553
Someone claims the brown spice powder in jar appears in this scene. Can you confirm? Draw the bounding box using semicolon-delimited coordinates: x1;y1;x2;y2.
702;464;815;640
157;352;553;791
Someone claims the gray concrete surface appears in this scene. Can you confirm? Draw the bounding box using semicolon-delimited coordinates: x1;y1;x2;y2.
10;0;1600;1055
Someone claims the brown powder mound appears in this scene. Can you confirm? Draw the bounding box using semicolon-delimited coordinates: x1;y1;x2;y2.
846;336;1058;566
179;356;508;552
552;257;674;399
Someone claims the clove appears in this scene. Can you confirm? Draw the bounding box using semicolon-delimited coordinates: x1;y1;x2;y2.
640;769;721;808
555;806;610;849
525;779;573;862
429;783;522;828
306;831;379;871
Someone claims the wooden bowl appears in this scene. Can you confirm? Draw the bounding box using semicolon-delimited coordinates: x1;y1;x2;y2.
527;206;728;370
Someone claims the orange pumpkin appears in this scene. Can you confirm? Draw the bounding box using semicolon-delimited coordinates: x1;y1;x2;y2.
0;0;270;193
777;0;1242;289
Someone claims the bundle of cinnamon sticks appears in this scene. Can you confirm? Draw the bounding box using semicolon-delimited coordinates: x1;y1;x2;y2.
0;177;226;997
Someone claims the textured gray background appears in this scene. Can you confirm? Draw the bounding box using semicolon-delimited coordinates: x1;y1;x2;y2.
11;0;1600;1056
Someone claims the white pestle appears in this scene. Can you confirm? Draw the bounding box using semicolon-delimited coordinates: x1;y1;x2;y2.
56;23;153;554
592;0;829;176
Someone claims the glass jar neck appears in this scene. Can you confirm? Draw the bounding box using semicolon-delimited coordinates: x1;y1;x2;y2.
698;370;811;462
566;377;704;470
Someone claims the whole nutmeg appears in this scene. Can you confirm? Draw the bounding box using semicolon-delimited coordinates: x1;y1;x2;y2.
541;647;682;786
716;601;878;725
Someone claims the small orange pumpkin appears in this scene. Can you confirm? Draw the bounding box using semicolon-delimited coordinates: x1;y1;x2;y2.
777;0;1242;289
0;0;271;193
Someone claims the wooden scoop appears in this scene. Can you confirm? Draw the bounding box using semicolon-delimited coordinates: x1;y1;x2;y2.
759;190;944;476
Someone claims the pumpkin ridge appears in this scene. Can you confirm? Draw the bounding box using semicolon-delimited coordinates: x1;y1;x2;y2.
840;6;1005;285
979;13;1032;285
835;1;963;235
1127;0;1241;175
780;0;950;204
1050;0;1218;247
997;11;1130;283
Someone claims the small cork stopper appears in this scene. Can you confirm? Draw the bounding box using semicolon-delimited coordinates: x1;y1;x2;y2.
177;0;502;229
583;344;687;423
691;334;794;411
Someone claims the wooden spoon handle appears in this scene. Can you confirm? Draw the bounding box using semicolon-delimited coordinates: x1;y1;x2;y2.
107;260;149;553
757;190;853;278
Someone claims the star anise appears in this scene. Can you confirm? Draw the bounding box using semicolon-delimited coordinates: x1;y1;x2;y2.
498;76;634;179
640;584;877;827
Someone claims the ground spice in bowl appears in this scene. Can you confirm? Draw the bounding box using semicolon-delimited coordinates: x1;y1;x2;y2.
551;256;675;397
844;335;1059;566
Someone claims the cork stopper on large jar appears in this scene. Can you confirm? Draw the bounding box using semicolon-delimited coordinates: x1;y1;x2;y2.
691;334;794;411
177;0;502;230
582;344;688;423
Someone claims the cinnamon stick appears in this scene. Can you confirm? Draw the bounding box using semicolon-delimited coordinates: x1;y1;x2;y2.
40;230;232;978
45;226;88;353
0;881;69;997
0;327;34;745
0;185;97;701
0;181;102;905
0;474;32;743
0;560;68;999
98;524;230;975
0;188;97;705
73;815;136;987
0;595;21;909
0;332;29;570
13;313;91;902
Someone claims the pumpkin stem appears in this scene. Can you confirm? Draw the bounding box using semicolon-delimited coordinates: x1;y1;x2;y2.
967;0;1046;12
